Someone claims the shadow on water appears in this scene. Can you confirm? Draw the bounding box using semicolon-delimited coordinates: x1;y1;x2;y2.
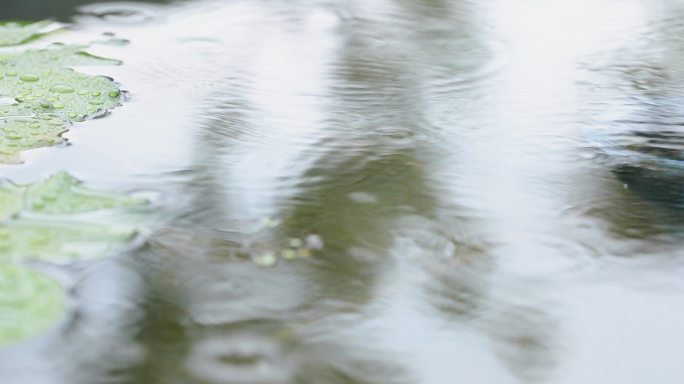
581;6;684;241
2;0;173;22
126;1;560;383
129;1;443;380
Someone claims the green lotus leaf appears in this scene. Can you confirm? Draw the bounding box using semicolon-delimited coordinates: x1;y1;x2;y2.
0;21;60;47
0;103;68;164
0;172;147;262
0;172;147;346
24;171;144;214
0;45;122;122
0;39;122;163
0;264;64;346
0;218;137;263
1;44;121;67
0;181;23;221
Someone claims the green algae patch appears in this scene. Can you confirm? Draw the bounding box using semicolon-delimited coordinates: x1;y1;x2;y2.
0;37;123;163
0;264;64;345
0;172;147;262
0;21;60;47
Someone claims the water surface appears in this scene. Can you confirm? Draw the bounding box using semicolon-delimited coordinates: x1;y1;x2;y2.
2;0;684;383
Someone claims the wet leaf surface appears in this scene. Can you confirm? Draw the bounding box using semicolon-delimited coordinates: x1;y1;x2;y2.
0;21;60;47
0;36;122;163
0;264;64;346
0;172;146;262
0;172;146;345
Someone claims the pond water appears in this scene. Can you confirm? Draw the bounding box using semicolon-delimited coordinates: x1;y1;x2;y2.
2;0;684;383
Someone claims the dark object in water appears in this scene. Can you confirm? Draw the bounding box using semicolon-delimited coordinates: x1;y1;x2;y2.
594;128;684;208
613;164;684;209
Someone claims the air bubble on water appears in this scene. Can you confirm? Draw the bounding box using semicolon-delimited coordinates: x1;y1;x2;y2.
305;235;324;250
261;217;281;228
348;191;378;204
253;252;277;267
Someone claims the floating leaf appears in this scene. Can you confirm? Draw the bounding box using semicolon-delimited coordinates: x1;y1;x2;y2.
0;264;64;345
0;45;122;122
0;172;147;346
0;218;137;263
252;251;277;267
24;171;144;214
2;44;121;67
0;182;23;221
0;172;147;263
0;39;122;163
0;104;68;163
0;21;60;47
